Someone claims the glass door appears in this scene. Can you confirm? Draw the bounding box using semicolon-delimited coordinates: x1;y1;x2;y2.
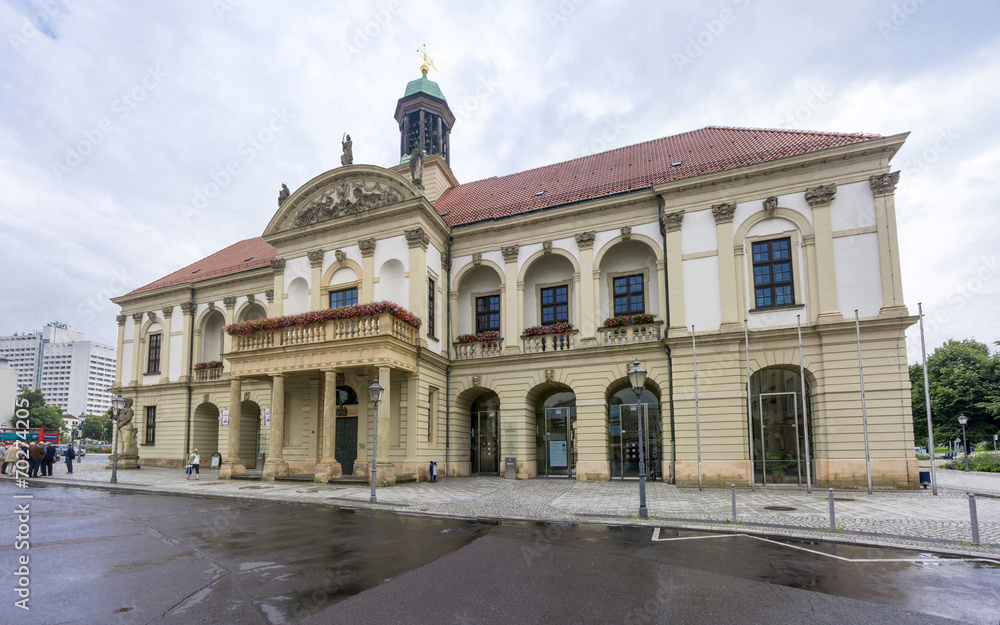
752;392;803;485
541;407;575;477
471;411;499;474
610;403;660;479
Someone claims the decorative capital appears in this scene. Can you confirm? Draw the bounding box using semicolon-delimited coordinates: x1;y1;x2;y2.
711;203;737;224
131;312;144;323
404;227;429;250
270;258;286;274
542;240;553;255
869;172;900;198
574;231;596;250
501;244;520;262
662;210;684;233
620;226;632;241
762;196;778;218
335;250;347;263
358;238;376;257
180;302;195;315
158;307;172;319
116;314;127;326
265;289;274;303
223;296;237;310
805;183;837;208
307;250;325;268
472;252;482;266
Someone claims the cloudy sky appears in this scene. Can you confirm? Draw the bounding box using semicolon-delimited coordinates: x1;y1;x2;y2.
1;0;997;362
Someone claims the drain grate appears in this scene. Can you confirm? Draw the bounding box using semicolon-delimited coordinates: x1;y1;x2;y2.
296;489;320;493
833;498;855;502
763;505;797;511
238;485;274;490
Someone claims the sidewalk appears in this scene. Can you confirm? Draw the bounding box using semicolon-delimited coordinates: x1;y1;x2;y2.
7;455;999;558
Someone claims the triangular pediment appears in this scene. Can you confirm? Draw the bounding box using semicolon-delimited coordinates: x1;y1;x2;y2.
264;165;419;236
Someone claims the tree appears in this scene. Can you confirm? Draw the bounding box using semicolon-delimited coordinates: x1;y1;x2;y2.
911;339;1000;448
16;388;68;435
82;413;113;442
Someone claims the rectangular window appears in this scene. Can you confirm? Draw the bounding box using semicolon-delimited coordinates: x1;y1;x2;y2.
144;406;156;444
613;274;645;315
428;278;435;337
752;238;795;309
540;285;569;325
329;287;358;309
146;334;161;374
475;295;501;333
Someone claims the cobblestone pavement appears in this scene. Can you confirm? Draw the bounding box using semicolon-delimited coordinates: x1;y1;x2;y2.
6;456;998;558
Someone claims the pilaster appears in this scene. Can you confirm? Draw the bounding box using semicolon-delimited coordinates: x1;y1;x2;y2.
869;172;907;316
115;315;126;386
222;296;236;372
159;307;173;384
662;209;686;331
179;302;194;381
405;228;429;345
308;249;324;310
575;231;597;345
712;203;741;331
359;238;376;304
270;259;285;317
805;184;841;321
501;244;520;354
131;312;143;386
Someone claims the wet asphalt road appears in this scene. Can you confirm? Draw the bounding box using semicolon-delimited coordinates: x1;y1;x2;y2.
1;484;998;625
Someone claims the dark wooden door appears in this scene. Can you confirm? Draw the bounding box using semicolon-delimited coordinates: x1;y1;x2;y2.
335;417;358;475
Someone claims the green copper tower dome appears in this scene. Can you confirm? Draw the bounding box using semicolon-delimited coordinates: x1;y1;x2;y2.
394;65;455;166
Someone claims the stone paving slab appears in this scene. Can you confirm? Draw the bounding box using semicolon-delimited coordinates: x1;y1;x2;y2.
4;457;998;558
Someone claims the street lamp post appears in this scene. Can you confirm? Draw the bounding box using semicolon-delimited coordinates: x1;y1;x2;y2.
109;393;126;484
368;379;385;503
958;413;969;472
627;359;649;520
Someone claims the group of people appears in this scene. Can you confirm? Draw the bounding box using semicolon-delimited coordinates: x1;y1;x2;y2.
0;441;83;477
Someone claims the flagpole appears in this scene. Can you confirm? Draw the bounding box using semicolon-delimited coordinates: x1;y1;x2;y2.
797;315;812;493
918;302;937;495
692;325;702;491
745;319;754;490
855;310;872;494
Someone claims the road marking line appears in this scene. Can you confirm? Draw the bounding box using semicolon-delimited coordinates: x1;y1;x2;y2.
650;528;1000;564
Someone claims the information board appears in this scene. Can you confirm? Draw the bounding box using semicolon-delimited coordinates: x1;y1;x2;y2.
549;440;567;468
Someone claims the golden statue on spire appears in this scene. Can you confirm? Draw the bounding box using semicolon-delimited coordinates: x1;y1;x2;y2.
417;44;437;75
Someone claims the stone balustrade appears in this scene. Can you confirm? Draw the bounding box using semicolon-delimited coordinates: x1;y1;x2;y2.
194;367;224;382
454;339;504;360
521;331;578;354
231;312;417;352
597;322;663;346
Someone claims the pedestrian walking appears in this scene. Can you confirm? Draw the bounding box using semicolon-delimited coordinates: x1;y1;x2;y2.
64;444;76;473
186;449;200;480
41;442;56;476
1;443;18;475
28;442;44;478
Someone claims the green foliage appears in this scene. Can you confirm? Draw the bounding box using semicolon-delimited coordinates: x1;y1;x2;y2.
942;452;1000;473
767;451;796;475
82;413;112;442
910;339;1000;448
16;388;66;433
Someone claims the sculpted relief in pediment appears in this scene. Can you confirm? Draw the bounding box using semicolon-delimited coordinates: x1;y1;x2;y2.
291;180;405;229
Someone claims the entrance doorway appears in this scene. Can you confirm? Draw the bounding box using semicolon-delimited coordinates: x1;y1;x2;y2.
750;368;813;486
609;388;661;479
335;417;357;475
534;390;577;478
470;394;500;474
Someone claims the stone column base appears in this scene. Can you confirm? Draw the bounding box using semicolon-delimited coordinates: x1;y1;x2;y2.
219;459;247;479
400;461;425;481
314;461;343;483
878;305;909;319
261;458;289;481
105;455;141;470
575;460;609;481
374;461;396;487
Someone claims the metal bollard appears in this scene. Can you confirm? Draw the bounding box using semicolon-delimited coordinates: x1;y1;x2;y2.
731;484;737;522
969;493;980;545
828;488;836;532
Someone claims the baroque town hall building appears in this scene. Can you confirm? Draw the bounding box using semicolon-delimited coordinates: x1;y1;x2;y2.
111;68;918;489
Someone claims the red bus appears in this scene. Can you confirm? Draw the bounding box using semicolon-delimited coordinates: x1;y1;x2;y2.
0;427;61;444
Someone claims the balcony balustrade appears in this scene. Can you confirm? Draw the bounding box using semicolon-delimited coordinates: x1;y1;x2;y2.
194;367;224;382
231;312;417;353
597;321;663;346
521;330;579;354
454;339;504;360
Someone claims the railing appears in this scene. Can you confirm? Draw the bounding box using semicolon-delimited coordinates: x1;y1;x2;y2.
521;331;579;354
194;367;223;382
231;313;417;352
454;340;504;360
598;322;662;346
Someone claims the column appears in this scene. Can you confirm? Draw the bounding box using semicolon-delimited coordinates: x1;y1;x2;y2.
178;302;195;382
375;366;395;486
501;244;520;354
662;209;686;331
131;313;143;386
308;249;324;310
222;297;236;373
220;376;246;478
805;184;840;321
575;231;597;344
114;315;126;386
405;228;429;345
159;307;173;384
359;238;376;303
269;259;285;317
869;172;906;315
262;373;288;480
712;203;741;332
315;368;342;482
574;385;611;481
402;372;420;478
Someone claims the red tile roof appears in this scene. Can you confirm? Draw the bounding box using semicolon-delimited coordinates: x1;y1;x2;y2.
127;126;880;297
434;125;881;225
127;237;275;295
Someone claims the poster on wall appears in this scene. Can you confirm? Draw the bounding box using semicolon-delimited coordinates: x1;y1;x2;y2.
549;440;567;468
219;409;229;427
262;408;271;427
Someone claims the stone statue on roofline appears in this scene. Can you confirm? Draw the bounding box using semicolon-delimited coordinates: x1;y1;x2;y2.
409;143;424;188
341;133;353;166
278;183;290;206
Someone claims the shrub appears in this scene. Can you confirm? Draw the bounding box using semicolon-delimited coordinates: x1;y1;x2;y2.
942;452;1000;473
455;331;502;343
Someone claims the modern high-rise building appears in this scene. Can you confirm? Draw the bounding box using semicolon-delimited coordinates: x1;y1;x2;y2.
0;323;116;417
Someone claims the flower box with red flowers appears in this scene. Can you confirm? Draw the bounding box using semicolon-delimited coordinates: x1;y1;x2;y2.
455;330;502;344
520;322;576;337
224;301;421;336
